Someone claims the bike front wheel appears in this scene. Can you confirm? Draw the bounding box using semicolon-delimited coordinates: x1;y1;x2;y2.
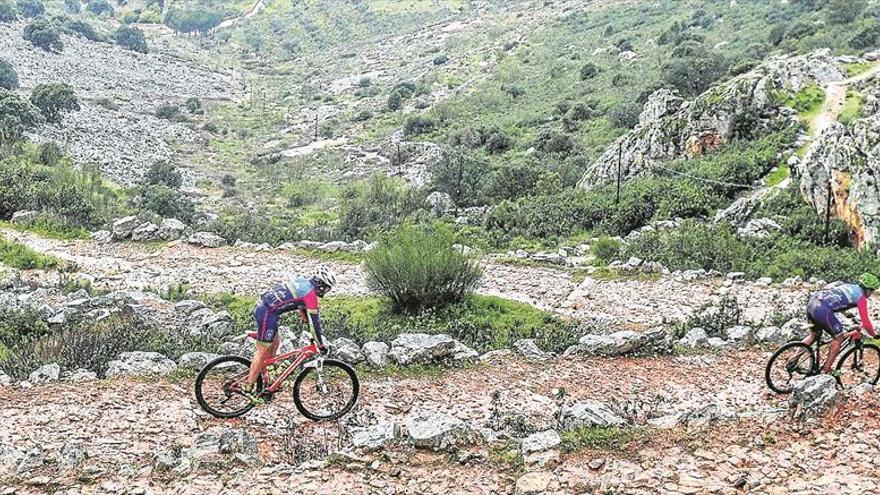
194;356;263;419
835;343;880;389
766;342;816;394
293;359;360;421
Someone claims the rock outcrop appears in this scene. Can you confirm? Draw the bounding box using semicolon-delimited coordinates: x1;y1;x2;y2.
579;51;844;188
796;73;880;249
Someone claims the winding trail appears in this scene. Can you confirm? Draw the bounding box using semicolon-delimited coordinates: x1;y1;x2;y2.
812;63;880;137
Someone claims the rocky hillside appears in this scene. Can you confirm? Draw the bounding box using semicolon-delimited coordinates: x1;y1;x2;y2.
0;20;240;186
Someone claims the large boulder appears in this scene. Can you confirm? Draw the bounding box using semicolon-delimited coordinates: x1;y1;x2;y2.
559;400;627;430
28;363;61;384
187;232;227;248
512;339;553;361
725;325;754;346
177;352;221;370
351;421;397;452
330;338;365;364
639;88;684;127
426;191;455;217
521;430;561;454
159;218;186;240
174;299;207;316
11;210;39;224
789;375;840;420
131;222;161;242
679;328;708;348
111;216;140;240
738;218;782;239
105;352;176;378
579;50;844;189
388;333;458;365
406;409;477;451
362;341;389;367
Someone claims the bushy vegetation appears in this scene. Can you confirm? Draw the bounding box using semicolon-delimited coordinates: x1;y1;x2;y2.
112;26;148;53
16;0;44;18
133;185;195;223
0;236;60;269
0;0;16;22
30;83;80;124
0;90;44;145
144;160;182;189
62;18;101;41
85;0;114;17
23;19;63;52
164;6;224;34
0;60;18;90
364;224;483;312
0;146;121;228
337;174;424;240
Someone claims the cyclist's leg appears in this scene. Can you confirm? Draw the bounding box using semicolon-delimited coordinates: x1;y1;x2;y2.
247;302;279;387
816;305;845;374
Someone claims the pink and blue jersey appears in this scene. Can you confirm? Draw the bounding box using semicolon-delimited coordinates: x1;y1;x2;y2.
807;283;875;336
253;277;324;345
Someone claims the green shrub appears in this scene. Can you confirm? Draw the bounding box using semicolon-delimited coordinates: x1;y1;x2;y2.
63;19;101;41
37;141;63;166
337;174;424;240
0;306;49;345
486;162;543;201
353;110;373;122
365;224;483;312
387;91;403;111
560;427;643;453
160;282;191;302
0;60;18;90
403;116;435;136
825;0;866;24
23;19;63;52
144;160;182;189
155;104;181;121
579;62;599;80
112;25;148;53
0;0;16;22
0;236;60;270
30;83;80;123
608;102;641;129
135;185;195;222
16;0;43;17
163;6;223;33
433;54;449;65
86;0;114;17
661;44;727;97
591;237;621;263
0;90;44;145
185;97;202;114
850;23;880;49
534;130;574;155
671;296;741;339
62;0;78;14
208;207;301;245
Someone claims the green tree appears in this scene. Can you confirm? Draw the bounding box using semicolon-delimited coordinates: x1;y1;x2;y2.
163;6;222;33
825;0;866;24
609;102;641;129
429;155;488;207
580;62;600;80
0;89;44;145
136;185;195;222
144;160;182;189
86;0;114;17
63;19;101;41
387;91;402;111
30;83;80;124
23;20;63;52
112;26;148;53
661;44;727;97
0;60;18;90
0;0;17;22
16;0;44;18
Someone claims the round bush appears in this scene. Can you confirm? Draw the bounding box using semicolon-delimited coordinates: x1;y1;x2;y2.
365;225;483;312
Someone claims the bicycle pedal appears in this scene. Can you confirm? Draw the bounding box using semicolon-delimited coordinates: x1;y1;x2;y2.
259;391;275;402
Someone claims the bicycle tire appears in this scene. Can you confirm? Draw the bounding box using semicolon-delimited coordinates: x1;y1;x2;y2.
292;359;360;421
765;342;816;394
194;355;263;419
835;343;880;389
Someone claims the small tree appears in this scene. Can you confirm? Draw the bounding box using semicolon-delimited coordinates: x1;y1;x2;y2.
365;225;483;312
0;60;18;90
429;155;487;207
64;19;101;41
387;91;402;111
23;20;63;52
579;62;599;80
609;102;641;129
112;26;148;53
145;160;182;189
0;89;44;145
136;185;195;222
16;0;44;18
825;0;866;24
30;83;80;123
403;116;435;136
0;0;17;22
155;104;181;121
86;0;114;17
184;97;202;114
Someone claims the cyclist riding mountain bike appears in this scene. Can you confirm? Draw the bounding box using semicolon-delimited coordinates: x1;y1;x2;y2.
801;272;879;375
242;266;338;404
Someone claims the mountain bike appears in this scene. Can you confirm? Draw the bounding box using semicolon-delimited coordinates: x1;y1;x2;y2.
765;324;880;394
194;330;360;421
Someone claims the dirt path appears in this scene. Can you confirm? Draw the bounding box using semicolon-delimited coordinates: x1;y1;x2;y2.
1;352;878;494
216;0;268;30
2;228;811;326
812;63;880;137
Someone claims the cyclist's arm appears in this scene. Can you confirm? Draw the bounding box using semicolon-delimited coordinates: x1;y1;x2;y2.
303;291;326;347
857;296;876;336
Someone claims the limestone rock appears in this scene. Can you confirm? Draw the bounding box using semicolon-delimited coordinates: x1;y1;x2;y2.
28;363;60;384
105;352;176;378
187;232;227;248
330;338;365;364
560;400;627;430
406;409;476;451
351;421;397;452
177;352;221;370
388;333;457;365
789;375;840;420
512;339;553;361
362;341;390;367
11;210;39;224
521;430;561;454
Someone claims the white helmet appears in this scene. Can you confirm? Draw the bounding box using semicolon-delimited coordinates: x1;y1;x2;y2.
313;266;338;289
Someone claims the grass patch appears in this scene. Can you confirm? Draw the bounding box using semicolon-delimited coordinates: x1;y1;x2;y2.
844;62;874;78
838;90;865;126
776;83;825;119
489;440;524;470
0;219;89;241
764;164;790;187
0;236;62;270
560;426;646;453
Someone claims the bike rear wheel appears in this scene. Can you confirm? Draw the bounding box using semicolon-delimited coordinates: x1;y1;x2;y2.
293;359;359;421
835;343;880;389
194;356;263;419
766;342;816;394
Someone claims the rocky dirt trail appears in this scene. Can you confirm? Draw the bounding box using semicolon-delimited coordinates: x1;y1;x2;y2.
9;350;879;495
812;62;880;137
2;228;811;327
